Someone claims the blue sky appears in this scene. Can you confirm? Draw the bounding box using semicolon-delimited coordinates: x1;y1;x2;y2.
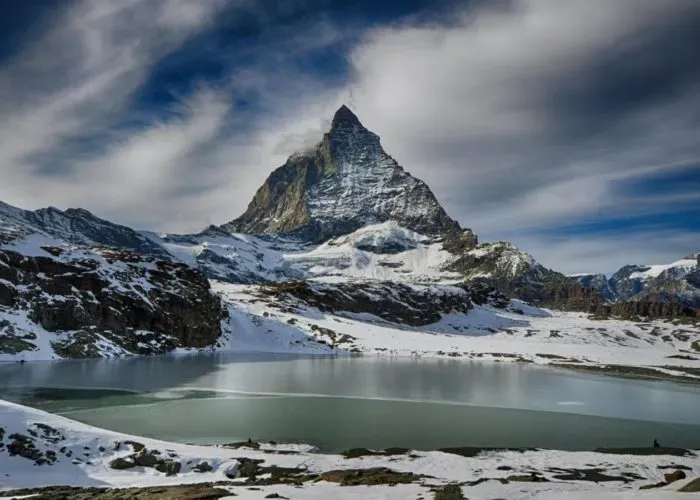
0;0;698;274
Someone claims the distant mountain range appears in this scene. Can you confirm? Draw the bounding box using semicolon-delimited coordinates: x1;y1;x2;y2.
570;254;700;306
1;105;698;359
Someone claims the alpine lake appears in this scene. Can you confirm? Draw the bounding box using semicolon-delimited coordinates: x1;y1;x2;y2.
2;352;700;453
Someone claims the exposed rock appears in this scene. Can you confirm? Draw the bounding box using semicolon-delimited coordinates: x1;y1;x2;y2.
223;105;460;243
133;449;161;468
0;247;226;358
506;473;549;483
193;461;214;473
433;484;467;500
230;458;265;479
6;433;43;462
123;441;145;452
154;460;181;476
0;484;232;499
570;273;616;301
664;469;687;484
317;467;422;486
109;457;136;470
341;448;411;459
258;281;471;326
679;477;700;492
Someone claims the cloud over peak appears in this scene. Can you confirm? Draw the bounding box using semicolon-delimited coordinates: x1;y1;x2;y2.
0;0;697;273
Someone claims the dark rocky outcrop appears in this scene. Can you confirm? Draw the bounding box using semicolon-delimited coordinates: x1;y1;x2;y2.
257;281;472;326
0;484;232;499
0;247;225;358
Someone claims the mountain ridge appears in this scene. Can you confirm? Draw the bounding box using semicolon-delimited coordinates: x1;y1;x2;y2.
2;104;698;357
222;105;462;243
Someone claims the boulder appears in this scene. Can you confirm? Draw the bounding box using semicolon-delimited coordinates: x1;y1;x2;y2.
193;461;214;473
109;457;136;470
155;460;181;476
133;449;160;468
665;469;687;484
679;477;700;492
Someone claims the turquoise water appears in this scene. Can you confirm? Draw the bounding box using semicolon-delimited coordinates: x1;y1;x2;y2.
2;353;700;452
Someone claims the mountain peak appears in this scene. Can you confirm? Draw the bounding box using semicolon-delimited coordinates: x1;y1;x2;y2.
331;104;362;130
222;106;461;243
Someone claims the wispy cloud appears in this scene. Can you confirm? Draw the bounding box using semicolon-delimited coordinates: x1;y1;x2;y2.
0;0;697;272
0;0;227;213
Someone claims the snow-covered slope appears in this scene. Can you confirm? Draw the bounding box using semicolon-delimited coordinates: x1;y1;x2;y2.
0;202;167;256
148;221;463;285
214;282;700;381
2;398;700;499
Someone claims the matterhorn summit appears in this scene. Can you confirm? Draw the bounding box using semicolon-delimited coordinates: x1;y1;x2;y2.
222;105;460;243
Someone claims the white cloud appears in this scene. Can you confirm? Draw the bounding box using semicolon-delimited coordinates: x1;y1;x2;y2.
0;0;227;212
343;0;700;235
0;0;697;273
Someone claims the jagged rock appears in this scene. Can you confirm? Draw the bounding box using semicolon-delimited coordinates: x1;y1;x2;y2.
222;105;460;243
193;461;213;473
133;449;161;467
258;281;471;326
155;460;181;476
6;433;42;462
0;247;226;358
231;458;265;479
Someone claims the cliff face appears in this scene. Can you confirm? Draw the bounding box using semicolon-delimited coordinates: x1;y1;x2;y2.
571;254;700;317
0;246;225;358
222;106;460;243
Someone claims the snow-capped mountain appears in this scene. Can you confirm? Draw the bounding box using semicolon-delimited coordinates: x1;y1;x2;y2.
571;254;700;308
2;106;698;361
0;201;167;257
157;106;589;309
222;105;462;243
0;202;225;359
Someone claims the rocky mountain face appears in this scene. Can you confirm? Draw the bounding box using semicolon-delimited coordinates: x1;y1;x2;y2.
2;104;697;362
256;281;473;327
569;274;617;301
222;105;462;243
0;202;226;359
0;247;224;358
571;254;700;312
0;202;167;257
209;106;594;309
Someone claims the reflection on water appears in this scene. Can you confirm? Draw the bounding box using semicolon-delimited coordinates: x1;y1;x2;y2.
2;353;700;451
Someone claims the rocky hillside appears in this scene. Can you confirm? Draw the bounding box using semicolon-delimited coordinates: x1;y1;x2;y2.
571;254;700;311
0;202;227;360
222;105;461;243
2;102;697;362
0;202;166;257
0;245;225;359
